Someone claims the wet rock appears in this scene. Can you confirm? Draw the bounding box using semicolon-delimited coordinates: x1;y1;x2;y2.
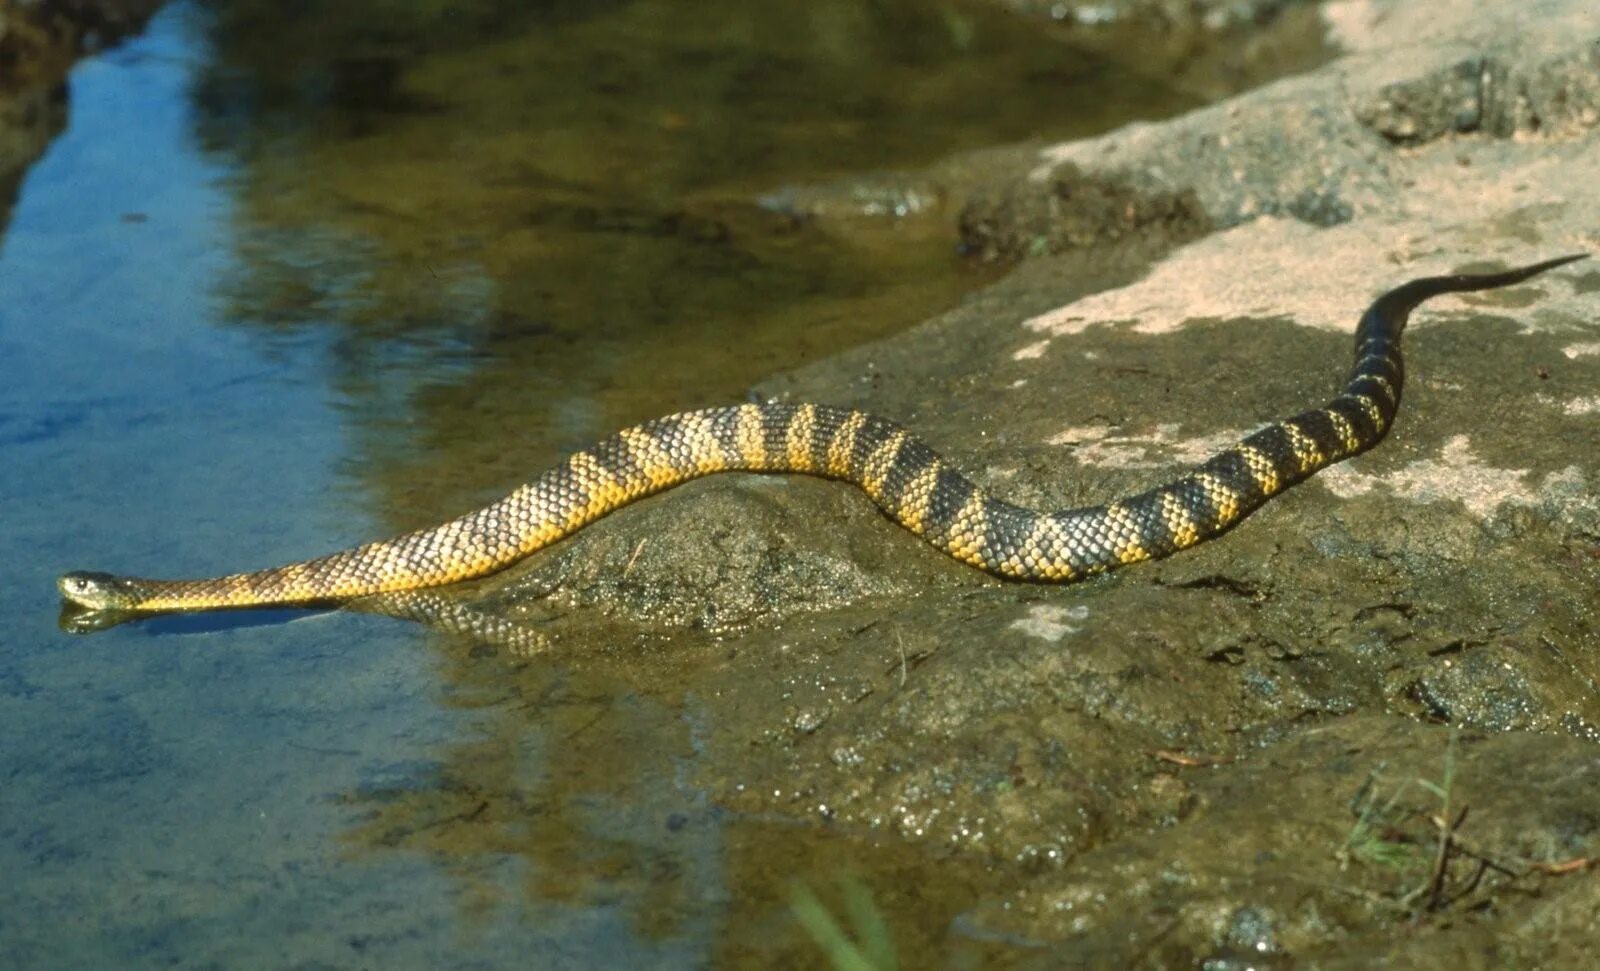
971;718;1600;965
479;476;934;640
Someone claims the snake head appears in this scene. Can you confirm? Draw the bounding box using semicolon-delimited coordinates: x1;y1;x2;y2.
57;571;145;610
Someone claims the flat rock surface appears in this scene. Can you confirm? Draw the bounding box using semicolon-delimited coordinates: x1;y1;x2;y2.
389;0;1600;962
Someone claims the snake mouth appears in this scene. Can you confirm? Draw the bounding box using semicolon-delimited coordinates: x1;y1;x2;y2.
57;571;144;610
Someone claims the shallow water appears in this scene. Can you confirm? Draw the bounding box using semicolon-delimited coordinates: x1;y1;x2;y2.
1;1;1228;964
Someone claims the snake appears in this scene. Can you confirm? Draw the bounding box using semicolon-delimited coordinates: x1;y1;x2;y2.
57;255;1584;618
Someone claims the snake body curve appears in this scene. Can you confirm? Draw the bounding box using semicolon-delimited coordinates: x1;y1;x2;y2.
58;255;1584;614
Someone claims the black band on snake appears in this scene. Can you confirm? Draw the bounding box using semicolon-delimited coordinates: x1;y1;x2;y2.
57;255;1586;617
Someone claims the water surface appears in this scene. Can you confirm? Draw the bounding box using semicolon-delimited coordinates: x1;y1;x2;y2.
0;1;1228;964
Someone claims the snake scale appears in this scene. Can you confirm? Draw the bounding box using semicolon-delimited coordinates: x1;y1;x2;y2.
58;255;1584;616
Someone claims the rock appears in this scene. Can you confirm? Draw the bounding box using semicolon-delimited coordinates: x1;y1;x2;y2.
961;0;1600;259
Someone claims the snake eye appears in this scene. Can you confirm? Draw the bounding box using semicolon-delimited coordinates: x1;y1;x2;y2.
58;570;128;608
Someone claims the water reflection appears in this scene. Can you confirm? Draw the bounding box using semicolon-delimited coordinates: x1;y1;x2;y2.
189;0;1201;532
8;0;1236;963
59;589;554;651
55;562;1011;961
333;590;1010;966
58;600;330;635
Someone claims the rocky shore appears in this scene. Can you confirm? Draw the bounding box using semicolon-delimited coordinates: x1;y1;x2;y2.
13;0;1595;963
452;0;1600;962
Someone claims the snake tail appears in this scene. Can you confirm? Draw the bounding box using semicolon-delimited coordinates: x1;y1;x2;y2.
58;254;1586;615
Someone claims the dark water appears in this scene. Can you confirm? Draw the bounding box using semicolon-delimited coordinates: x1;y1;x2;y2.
0;1;1217;965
